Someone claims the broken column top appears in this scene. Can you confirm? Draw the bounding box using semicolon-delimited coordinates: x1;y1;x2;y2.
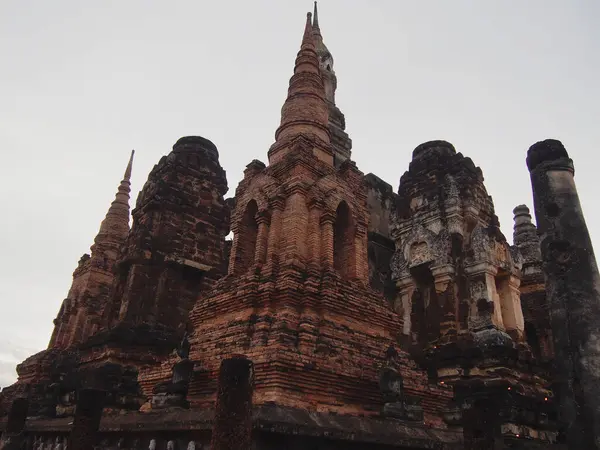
526;139;572;172
172;136;219;161
412;140;456;160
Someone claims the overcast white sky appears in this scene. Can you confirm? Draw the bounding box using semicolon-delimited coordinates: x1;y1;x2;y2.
1;0;598;387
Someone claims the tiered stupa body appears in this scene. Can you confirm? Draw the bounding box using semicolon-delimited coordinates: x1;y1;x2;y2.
142;13;452;426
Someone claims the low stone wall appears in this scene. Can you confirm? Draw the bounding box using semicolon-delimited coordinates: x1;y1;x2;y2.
0;406;465;450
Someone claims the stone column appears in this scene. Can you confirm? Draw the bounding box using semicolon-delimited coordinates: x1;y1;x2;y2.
527;139;600;449
0;398;29;450
465;263;504;331
396;276;416;337
254;213;270;265
281;188;309;267
431;264;455;295
354;222;369;282
431;264;457;338
297;202;322;352
211;356;254;450
320;213;335;270
265;199;284;271
497;275;525;341
68;389;106;450
307;201;322;271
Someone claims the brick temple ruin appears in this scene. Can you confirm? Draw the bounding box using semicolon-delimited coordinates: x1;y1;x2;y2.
2;4;600;450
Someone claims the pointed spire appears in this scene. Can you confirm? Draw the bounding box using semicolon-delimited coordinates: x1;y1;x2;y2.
91;151;135;257
111;150;134;212
124;149;134;181
313;2;321;36
268;11;331;163
311;2;335;100
301;12;315;55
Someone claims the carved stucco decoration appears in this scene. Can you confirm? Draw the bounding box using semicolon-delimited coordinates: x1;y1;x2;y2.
468;279;495;330
391;224;454;282
442;175;465;236
469;225;490;262
409;242;431;267
468;224;521;275
443;174;460;204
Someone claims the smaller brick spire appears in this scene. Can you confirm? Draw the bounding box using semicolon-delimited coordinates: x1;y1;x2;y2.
91;150;135;258
48;150;135;349
268;11;331;164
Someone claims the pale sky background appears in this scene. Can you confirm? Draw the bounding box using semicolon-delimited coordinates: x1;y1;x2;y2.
1;0;598;387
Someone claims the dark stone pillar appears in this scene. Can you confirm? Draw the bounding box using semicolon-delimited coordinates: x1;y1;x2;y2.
68;389;106;450
210;356;254;450
0;398;29;450
527;139;600;449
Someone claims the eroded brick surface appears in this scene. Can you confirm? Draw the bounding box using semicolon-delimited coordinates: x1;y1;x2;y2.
0;6;586;450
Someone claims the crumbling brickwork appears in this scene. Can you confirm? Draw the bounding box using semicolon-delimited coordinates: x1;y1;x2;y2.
172;13;453;431
0;4;591;450
390;140;558;445
83;135;231;408
1;136;230;420
365;173;397;301
102;136;230;333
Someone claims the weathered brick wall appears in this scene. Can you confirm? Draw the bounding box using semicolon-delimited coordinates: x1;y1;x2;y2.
109;136;231;404
50;264;115;350
102;136;230;335
186;271;452;425
0;137;232;419
175;142;452;427
137;352;181;400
